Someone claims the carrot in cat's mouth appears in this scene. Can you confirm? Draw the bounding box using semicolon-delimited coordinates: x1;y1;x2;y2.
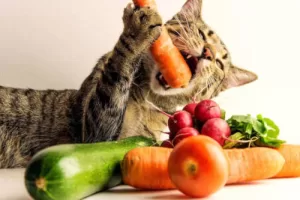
155;46;215;89
156;51;198;90
181;51;198;76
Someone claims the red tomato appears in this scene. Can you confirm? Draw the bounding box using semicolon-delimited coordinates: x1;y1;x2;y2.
168;135;229;198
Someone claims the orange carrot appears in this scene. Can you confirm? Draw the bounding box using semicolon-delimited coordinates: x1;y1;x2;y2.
120;145;286;190
225;147;285;185
133;0;192;88
133;0;157;8
272;144;300;178
121;146;175;190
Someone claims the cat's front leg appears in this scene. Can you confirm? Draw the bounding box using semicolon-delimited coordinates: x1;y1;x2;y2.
70;4;162;143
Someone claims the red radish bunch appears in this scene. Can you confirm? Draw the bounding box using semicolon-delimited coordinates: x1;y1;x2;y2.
158;99;232;148
168;111;194;139
172;127;199;146
201;118;231;146
194;100;221;122
183;103;198;116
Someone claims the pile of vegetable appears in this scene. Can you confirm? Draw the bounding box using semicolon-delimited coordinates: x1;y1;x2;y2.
120;99;300;198
22;0;300;199
24;98;300;200
159;99;286;149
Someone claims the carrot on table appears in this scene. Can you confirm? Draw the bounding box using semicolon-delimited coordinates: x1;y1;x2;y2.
120;145;286;191
121;146;175;190
225;147;285;185
272;144;300;178
132;0;192;88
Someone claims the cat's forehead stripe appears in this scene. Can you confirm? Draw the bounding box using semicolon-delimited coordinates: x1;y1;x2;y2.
207;30;214;36
222;54;228;60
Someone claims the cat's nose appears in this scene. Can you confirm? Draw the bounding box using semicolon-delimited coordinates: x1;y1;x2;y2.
203;48;213;60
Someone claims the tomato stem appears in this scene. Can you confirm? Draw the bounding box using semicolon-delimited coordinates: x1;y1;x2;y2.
188;164;197;174
184;159;198;177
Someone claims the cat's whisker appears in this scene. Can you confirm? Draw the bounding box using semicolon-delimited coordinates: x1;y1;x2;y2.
175;36;189;45
169;14;206;55
206;67;227;98
175;17;192;42
193;84;208;100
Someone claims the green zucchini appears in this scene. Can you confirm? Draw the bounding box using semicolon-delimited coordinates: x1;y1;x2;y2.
24;136;156;200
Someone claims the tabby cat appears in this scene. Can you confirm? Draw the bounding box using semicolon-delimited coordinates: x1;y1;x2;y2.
0;0;257;168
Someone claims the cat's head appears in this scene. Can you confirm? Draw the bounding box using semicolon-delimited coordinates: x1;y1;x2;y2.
146;0;257;101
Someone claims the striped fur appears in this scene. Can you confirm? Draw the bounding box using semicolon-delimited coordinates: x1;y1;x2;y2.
0;1;257;168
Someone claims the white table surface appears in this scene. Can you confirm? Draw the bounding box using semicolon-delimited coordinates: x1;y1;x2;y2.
1;168;299;200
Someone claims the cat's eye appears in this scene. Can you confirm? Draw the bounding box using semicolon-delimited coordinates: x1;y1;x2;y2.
198;29;206;41
216;59;224;70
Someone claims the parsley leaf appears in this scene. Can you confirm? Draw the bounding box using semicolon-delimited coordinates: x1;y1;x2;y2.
225;114;285;148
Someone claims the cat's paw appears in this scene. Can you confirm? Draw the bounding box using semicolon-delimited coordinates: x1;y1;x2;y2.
123;4;162;48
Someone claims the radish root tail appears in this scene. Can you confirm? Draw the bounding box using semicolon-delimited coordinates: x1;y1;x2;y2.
145;99;173;118
223;136;259;148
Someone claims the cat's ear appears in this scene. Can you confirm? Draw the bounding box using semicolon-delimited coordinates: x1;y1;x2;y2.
222;65;258;90
167;0;203;23
180;0;203;18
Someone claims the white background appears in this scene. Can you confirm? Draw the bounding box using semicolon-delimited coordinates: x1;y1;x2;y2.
0;0;299;145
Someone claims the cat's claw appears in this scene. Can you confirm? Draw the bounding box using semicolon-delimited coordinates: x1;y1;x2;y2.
122;4;162;48
123;3;135;22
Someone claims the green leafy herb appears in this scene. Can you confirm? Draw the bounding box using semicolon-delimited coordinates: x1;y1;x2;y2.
225;114;285;148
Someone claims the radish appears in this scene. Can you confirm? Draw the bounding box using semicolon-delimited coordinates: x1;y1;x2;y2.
193;118;204;133
194;99;221;122
145;100;193;136
201;118;256;147
183;102;198;116
168;111;194;137
160;140;174;148
172;127;200;146
200;118;231;146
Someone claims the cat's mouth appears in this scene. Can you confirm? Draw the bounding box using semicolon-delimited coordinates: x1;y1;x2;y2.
155;51;200;90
